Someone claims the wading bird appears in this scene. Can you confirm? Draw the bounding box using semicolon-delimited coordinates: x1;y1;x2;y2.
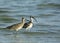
23;16;37;31
6;17;26;31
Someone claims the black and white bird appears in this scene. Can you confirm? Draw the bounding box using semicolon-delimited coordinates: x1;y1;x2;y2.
23;16;37;31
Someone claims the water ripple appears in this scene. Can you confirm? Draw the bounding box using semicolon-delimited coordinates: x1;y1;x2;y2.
37;3;60;8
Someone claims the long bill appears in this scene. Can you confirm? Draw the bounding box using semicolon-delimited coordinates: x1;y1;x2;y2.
32;17;37;22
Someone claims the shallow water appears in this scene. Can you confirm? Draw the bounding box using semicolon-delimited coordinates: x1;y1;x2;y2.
0;0;60;43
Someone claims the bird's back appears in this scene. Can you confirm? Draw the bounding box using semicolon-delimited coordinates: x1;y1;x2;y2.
23;21;32;28
6;23;17;29
6;22;24;31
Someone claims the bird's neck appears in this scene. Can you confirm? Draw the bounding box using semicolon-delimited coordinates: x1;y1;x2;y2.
22;20;25;24
30;18;33;22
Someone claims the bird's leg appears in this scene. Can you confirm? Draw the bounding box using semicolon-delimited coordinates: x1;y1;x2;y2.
29;29;31;32
12;30;18;34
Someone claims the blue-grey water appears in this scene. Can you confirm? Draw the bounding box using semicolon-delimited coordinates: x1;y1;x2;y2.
0;0;60;43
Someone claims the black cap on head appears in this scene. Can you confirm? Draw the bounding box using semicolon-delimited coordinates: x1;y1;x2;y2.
30;16;34;18
30;16;37;22
22;16;24;19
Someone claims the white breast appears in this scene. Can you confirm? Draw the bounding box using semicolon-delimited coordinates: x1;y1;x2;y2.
26;23;33;30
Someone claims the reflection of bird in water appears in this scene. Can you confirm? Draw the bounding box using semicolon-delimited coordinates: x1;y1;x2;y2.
23;16;37;31
6;17;26;31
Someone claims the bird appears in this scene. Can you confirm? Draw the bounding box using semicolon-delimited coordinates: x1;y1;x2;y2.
23;16;37;31
6;17;26;31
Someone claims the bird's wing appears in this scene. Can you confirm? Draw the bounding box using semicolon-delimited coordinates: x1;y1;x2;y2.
6;23;18;29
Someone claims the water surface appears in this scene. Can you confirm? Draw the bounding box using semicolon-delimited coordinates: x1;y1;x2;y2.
0;0;60;43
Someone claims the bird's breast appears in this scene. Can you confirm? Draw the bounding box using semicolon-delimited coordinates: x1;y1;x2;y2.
27;23;33;28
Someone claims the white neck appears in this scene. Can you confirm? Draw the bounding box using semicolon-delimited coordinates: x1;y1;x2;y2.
30;18;33;22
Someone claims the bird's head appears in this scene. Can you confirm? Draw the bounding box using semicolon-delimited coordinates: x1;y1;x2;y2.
22;17;25;22
30;16;37;22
